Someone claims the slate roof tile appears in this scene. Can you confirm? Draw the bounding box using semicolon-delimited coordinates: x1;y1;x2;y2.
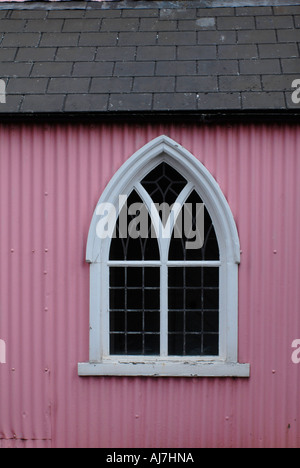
0;0;299;115
21;93;66;112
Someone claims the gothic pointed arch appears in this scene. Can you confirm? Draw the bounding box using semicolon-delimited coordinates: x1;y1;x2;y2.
86;135;240;266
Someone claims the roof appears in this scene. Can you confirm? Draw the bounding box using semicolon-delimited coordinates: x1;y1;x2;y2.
0;0;299;118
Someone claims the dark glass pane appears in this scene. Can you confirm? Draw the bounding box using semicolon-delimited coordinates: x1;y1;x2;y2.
141;162;187;225
168;190;219;261
127;334;143;355
127;267;143;287
168;268;184;287
203;334;219;356
203;208;219;260
185;334;202;355
203;311;219;332
186;288;202;310
127;312;143;332
168;311;184;332
168;267;219;356
109;190;159;261
110;312;125;332
127;289;143;309
203;289;219;310
168;289;184;310
110;334;125;355
109;237;125;261
144;289;160;310
110;268;125;287
203;268;219;287
145;268;160;287
186;311;202;332
110;267;160;355
185;268;203;287
110;288;125;310
168;334;184;355
145;312;160;332
143;236;160;260
144;334;160;355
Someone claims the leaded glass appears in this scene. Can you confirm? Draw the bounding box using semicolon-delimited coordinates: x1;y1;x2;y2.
168;190;219;261
141;162;187;225
108;163;220;358
168;267;219;356
109;190;159;261
110;267;160;355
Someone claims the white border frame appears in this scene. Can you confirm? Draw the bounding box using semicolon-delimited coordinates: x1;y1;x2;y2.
78;136;250;377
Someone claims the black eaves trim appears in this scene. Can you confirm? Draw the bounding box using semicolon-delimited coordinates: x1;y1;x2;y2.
0;109;300;125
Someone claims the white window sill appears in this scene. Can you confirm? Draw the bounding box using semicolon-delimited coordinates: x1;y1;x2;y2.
78;360;250;377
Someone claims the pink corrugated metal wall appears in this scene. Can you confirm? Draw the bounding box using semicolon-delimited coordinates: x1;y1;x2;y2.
0;122;300;448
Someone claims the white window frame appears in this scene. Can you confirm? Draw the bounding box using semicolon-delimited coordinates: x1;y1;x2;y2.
78;136;250;377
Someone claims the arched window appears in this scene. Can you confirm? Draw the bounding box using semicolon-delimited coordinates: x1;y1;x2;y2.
79;136;250;377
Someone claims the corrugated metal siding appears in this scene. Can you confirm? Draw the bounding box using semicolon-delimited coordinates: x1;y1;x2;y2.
0;122;300;448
